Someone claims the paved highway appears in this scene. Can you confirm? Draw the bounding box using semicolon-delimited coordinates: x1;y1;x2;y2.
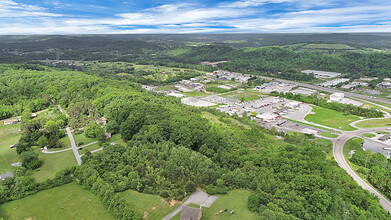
333;128;391;213
258;76;391;105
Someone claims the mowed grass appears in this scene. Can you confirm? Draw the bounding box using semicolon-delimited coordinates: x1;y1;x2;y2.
221;90;264;102
73;133;98;146
363;133;376;138
120;189;181;220
202;190;256;220
0;123;21;174
0;183;114;220
305;106;359;131
32;150;77;182
303;43;354;50
355;118;391;128
343;137;364;161
320;132;338;138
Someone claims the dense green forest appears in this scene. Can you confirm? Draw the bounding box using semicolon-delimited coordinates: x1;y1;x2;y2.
1;34;391;82
0;64;390;219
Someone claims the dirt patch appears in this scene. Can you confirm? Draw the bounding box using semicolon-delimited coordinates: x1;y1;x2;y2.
152;207;156;210
143;211;148;220
169;200;177;207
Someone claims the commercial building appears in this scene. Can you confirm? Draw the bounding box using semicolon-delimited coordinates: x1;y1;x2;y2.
302;70;342;78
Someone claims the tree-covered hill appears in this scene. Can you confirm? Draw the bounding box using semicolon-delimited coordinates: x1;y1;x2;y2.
0;64;390;219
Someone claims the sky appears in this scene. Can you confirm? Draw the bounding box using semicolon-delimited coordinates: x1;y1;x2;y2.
0;0;391;34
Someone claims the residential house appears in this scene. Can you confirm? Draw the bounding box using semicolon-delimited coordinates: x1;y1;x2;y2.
180;205;202;220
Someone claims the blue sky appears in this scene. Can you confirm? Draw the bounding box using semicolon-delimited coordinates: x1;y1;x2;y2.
1;0;391;34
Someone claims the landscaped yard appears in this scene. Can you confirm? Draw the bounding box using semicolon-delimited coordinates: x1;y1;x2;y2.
0;122;21;174
320;132;338;138
362;133;376;138
32;150;77;182
202;190;256;220
73;133;98;146
305;106;359;131
355;118;391;128
0;183;114;220
120;189;181;220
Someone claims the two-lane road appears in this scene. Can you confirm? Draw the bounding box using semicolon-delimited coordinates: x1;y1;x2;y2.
333;128;391;213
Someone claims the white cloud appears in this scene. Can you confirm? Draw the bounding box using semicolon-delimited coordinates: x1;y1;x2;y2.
0;0;62;17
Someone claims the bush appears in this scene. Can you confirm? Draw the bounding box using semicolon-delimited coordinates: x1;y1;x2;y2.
206;185;228;195
185;181;196;193
19;151;41;170
160;190;170;198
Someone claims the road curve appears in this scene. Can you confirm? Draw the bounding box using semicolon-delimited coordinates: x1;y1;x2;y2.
333;128;391;213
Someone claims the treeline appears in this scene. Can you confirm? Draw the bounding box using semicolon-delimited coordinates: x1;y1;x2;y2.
351;150;391;200
271;92;384;118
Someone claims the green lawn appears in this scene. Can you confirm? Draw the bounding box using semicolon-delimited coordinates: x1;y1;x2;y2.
0;123;21;174
303;43;354;50
305;106;359;131
362;133;376;138
120;189;181;220
355;118;391;128
343;137;364;161
32;150;77;182
47;135;71;151
73;133;98;146
0;183;114;220
320;132;338;138
78;143;101;153
202;190;256;220
220;90;263;102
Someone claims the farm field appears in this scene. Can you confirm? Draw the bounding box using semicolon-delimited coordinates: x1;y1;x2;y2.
0;183;114;220
305;106;359;131
0;122;21;174
355;118;391;128
120;189;181;220
202;190;256;220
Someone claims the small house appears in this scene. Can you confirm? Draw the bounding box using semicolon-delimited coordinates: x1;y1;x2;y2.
180;205;202;220
105;133;112;141
3;118;20;125
0;172;14;180
97;117;107;125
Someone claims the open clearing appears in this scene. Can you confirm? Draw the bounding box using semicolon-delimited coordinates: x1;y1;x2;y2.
221;90;264;102
355;118;391;128
0;183;114;220
202;190;256;220
305;106;359;131
0;123;21;174
120;189;180;220
33;150;77;182
303;43;354;50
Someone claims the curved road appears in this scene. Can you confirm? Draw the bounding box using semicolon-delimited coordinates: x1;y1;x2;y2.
333;127;391;213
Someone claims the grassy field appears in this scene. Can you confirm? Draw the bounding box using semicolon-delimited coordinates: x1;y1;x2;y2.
33;150;77;182
0;183;114;220
305;106;359;131
355;118;391;128
363;133;376;138
320;132;338;138
221;90;264;102
73;133;98;146
202;190;256;220
47;135;71;151
303;43;354;50
0;122;21;174
120;189;181;220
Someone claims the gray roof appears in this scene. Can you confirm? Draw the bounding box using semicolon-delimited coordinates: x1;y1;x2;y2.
180;205;201;220
0;172;14;180
11;162;22;167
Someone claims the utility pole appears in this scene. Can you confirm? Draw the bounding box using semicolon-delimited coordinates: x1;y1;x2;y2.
364;154;369;169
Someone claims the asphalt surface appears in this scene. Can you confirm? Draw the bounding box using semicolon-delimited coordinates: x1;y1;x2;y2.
333;128;391;213
66;126;82;166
